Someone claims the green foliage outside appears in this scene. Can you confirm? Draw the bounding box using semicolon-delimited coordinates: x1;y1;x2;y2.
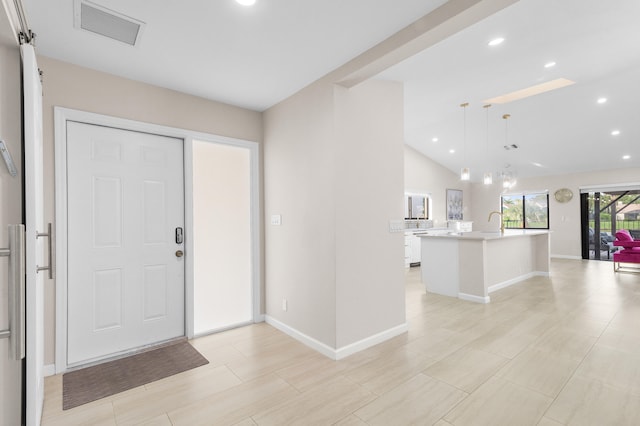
590;220;640;231
588;192;640;232
502;193;549;229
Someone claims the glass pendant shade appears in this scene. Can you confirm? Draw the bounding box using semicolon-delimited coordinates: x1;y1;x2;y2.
483;104;493;185
501;171;517;189
483;172;493;185
460;103;470;182
500;114;518;190
460;167;470;181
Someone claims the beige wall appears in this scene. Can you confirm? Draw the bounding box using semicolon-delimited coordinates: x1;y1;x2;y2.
263;81;338;347
264;79;406;350
334;80;405;348
404;145;472;226
470;168;640;258
38;56;263;366
0;31;23;426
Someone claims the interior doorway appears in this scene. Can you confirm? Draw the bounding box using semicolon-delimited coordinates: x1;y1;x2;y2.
580;188;640;261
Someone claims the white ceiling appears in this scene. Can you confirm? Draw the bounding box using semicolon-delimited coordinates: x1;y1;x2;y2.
23;0;447;111
22;0;640;181
378;0;640;181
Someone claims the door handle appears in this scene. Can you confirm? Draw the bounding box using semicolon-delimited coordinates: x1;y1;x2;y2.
0;224;26;360
175;227;183;244
175;250;184;258
36;222;54;279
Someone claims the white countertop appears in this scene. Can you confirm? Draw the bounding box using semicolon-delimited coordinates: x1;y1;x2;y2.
404;227;447;235
417;229;550;241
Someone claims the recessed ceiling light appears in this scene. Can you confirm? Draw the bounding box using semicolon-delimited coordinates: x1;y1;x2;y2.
544;62;556;68
488;37;505;46
235;0;256;6
597;97;607;104
531;162;546;168
611;130;621;136
432;137;439;142
449;149;455;154
623;155;631;160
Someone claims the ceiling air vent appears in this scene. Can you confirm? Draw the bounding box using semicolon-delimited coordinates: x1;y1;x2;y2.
74;0;145;46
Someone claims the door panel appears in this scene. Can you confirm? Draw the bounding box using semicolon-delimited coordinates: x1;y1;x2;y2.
22;42;45;426
93;268;122;330
66;122;185;365
0;39;23;426
93;176;122;247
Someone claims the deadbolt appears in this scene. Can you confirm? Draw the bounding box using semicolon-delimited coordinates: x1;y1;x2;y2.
175;250;184;258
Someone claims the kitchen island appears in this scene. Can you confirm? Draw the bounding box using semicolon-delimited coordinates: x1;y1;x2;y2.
417;230;550;303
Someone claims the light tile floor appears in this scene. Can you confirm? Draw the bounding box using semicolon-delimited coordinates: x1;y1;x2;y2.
42;259;640;425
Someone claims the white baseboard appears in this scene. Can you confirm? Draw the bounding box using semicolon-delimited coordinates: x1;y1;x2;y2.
254;314;265;323
551;254;582;260
458;292;490;304
487;271;548;293
43;364;56;377
334;323;408;360
265;315;339;359
265;315;408;360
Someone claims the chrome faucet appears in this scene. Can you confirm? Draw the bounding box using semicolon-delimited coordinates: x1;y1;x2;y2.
488;211;505;233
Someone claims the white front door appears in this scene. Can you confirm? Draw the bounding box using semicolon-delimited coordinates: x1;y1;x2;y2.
66;122;185;365
22;43;45;426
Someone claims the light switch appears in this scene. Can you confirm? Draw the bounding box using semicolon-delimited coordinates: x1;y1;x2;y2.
271;214;282;226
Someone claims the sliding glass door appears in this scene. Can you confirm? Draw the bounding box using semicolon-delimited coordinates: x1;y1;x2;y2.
581;189;640;260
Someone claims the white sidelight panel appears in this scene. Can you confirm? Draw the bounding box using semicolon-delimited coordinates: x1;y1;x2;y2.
193;140;253;334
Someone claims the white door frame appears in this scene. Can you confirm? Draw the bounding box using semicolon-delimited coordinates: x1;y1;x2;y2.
54;107;262;373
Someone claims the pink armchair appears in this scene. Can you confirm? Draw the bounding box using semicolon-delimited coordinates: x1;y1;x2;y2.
613;229;640;272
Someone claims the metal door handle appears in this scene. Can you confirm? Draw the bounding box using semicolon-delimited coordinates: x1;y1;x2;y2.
36;222;54;279
175;250;184;258
0;224;26;360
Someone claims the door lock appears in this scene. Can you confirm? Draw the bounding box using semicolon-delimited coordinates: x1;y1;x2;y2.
175;250;184;258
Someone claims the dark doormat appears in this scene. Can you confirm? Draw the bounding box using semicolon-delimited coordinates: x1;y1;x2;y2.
62;340;209;410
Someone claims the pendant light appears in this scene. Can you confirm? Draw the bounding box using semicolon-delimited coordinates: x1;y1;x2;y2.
501;114;517;190
483;104;493;185
460;102;470;181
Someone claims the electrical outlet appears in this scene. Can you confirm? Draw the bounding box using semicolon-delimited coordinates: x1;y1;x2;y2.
282;298;288;311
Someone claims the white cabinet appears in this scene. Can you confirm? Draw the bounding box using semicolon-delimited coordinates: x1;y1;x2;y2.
404;232;422;267
410;235;421;264
404;236;411;267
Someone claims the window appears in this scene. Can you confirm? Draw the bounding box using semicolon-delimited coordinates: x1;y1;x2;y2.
501;192;549;229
